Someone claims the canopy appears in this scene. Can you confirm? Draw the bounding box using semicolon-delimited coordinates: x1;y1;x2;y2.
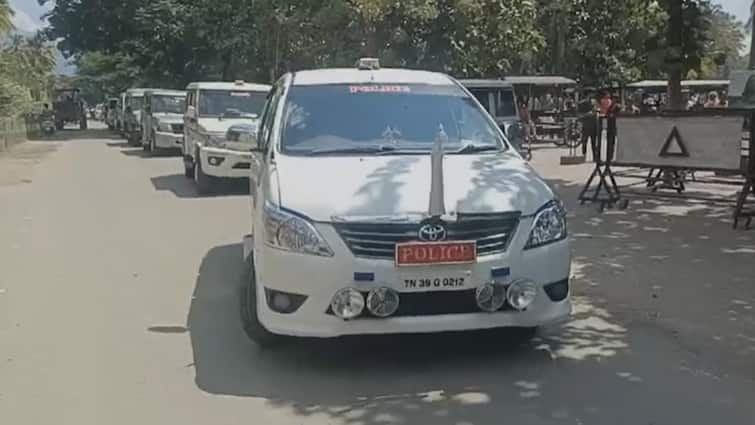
504;76;577;86
627;80;729;89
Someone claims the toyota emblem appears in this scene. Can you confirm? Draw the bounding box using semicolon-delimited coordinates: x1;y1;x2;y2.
418;223;447;242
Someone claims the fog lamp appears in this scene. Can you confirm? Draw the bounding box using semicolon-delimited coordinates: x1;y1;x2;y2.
208;156;224;166
366;287;400;317
506;279;538;311
475;282;507;312
330;288;364;319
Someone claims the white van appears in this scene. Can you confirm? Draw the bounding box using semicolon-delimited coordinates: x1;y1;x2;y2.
141;89;186;153
123;88;151;146
238;59;571;346
182;81;271;193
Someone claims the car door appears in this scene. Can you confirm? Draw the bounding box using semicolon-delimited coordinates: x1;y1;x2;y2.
183;90;198;159
249;84;282;206
142;94;151;145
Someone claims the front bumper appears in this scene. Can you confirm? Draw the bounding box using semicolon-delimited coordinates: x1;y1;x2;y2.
153;131;183;149
250;218;572;338
198;147;252;178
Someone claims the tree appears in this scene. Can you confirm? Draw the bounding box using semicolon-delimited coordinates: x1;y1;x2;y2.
0;0;13;34
749;1;755;69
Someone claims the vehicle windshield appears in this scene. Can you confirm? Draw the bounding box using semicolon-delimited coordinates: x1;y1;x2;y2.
281;84;507;155
198;90;266;118
152;95;185;114
127;96;144;111
469;88;517;118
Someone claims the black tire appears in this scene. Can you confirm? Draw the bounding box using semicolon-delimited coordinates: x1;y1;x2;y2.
80;117;87;130
55;121;64;130
194;153;213;194
184;158;194;178
240;254;284;347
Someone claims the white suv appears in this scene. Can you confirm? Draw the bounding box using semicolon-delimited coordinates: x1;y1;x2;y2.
182;81;271;193
240;59;571;346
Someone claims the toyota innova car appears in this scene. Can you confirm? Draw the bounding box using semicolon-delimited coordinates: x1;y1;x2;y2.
239;59;571;346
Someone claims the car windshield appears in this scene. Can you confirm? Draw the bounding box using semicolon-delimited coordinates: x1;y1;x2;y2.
281;84;507;155
152;95;185;114
469;88;517;118
127;96;144;111
198;90;266;118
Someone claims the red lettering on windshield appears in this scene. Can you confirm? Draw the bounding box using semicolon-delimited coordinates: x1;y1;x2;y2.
349;85;411;94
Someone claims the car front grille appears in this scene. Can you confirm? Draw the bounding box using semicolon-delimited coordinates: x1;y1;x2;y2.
171;124;184;134
333;213;521;259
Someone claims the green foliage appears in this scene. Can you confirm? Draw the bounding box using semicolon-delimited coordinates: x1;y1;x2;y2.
39;0;748;102
0;0;13;34
0;33;57;117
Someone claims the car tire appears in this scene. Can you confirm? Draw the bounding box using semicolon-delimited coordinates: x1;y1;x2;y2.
184;158;194;178
240;253;284;348
194;153;213;194
150;132;158;155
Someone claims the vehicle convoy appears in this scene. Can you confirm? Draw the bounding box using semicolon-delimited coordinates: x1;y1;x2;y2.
460;79;530;160
123;88;150;145
105;97;119;130
182;80;271;193
52;88;87;130
141;89;186;153
239;59;572;347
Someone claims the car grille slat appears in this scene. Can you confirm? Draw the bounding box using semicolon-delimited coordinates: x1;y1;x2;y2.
334;213;520;259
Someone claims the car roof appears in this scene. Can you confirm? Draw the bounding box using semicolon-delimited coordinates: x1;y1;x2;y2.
145;89;186;97
125;88;154;96
459;79;513;89
291;68;455;86
185;81;271;91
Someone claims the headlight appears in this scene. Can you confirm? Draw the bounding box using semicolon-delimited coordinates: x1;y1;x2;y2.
263;201;334;257
205;135;226;148
158;122;172;132
525;200;567;249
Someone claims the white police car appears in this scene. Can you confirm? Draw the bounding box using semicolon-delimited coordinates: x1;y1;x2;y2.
240;59;571;346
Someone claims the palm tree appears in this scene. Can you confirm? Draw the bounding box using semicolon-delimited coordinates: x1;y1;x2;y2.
0;0;14;34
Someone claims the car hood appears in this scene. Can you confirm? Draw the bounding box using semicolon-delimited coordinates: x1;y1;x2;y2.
273;152;554;221
198;117;258;136
152;113;183;123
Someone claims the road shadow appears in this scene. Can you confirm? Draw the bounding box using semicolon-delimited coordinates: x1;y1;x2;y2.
150;173;249;198
542;172;755;378
182;243;755;424
29;128;123;142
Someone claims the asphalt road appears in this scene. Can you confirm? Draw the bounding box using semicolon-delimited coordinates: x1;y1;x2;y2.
1;124;754;425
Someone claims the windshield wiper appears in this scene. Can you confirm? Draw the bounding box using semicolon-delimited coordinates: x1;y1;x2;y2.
307;145;414;156
451;143;501;154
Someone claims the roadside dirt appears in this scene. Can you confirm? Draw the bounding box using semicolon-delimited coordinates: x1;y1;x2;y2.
0;141;59;187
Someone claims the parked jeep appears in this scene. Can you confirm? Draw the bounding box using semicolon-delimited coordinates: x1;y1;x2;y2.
141;89;187;154
123;88;150;146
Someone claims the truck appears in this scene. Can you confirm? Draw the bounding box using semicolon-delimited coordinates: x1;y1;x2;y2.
52;88;87;130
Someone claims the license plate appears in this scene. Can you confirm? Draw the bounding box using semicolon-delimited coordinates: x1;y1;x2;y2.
395;241;477;266
401;275;468;291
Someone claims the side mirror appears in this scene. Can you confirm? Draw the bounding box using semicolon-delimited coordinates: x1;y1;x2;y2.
239;131;260;151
